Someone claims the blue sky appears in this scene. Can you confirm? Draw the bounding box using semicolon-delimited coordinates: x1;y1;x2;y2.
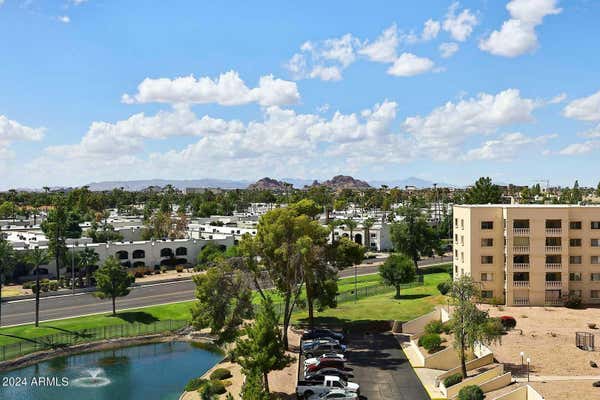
1;0;600;189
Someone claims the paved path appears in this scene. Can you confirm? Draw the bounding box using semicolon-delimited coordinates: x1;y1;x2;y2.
515;375;600;382
0;256;452;327
345;330;429;400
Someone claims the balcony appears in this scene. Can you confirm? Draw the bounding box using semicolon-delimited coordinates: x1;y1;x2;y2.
545;298;563;306
545;281;562;288
545;228;562;235
513;246;530;253
513;298;530;306
545;246;562;253
545;263;562;270
513;281;530;288
513;228;530;235
513;263;530;270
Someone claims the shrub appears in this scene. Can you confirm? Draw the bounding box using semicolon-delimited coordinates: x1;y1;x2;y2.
210;368;232;380
484;318;505;337
441;321;453;334
160;266;167;273
153;270;161;275
134;271;144;278
144;270;152;275
40;282;49;292
437;280;451;295
176;265;184;273
418;333;442;352
424;320;444;334
22;281;35;290
443;373;463;388
566;296;582;309
500;316;517;330
458;385;484;400
48;281;58;291
208;380;226;395
184;377;208;392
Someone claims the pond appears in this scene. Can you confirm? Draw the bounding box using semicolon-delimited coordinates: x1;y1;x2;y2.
0;341;223;400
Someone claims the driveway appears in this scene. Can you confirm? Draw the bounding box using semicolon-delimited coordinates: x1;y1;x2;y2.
345;330;429;400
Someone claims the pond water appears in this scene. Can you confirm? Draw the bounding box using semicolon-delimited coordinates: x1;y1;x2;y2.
0;341;223;400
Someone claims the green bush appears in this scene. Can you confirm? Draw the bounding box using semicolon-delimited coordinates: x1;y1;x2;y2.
134;271;144;278
424;320;444;334
184;377;208;392
176;265;184;273
22;281;35;290
437;280;452;295
441;321;453;334
418;333;442;352
210;368;232;380
443;373;463;388
565;296;582;309
209;380;227;395
48;281;59;291
458;385;484;400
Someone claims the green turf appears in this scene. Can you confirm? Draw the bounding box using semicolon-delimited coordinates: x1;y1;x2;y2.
292;272;450;323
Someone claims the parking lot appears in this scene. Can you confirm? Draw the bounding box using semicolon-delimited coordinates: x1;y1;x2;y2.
298;326;429;400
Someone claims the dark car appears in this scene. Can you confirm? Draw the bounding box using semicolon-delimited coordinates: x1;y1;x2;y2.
305;358;345;373
302;329;345;343
305;368;352;381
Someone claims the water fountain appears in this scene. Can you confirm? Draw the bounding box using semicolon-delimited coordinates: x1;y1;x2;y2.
71;368;111;388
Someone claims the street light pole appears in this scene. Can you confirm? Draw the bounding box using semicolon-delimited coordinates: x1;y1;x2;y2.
527;357;531;382
354;263;357;303
520;351;524;377
71;241;78;295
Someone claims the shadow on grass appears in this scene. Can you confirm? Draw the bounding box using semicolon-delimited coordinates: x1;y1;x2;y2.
395;293;430;300
112;311;159;324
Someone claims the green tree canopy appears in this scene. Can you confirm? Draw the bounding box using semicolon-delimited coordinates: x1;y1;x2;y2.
464;177;502;204
379;253;416;299
390;202;437;269
94;256;135;316
0;236;16;326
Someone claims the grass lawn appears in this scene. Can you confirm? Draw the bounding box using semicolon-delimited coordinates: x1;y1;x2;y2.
1;287;22;297
292;272;450;324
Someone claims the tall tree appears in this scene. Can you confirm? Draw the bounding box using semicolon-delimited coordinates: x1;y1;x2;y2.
390;202;437;270
25;247;50;327
79;247;100;287
379;254;416;299
464;177;502;204
344;218;358;240
450;275;502;378
41;201;82;281
362;218;375;249
0;236;16;327
191;262;254;343
94;256;135;316
231;297;292;393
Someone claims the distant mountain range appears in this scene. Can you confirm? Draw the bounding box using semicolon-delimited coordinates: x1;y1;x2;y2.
84;176;452;191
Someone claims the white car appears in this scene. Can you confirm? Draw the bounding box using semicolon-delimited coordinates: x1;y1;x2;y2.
304;353;346;367
307;388;359;400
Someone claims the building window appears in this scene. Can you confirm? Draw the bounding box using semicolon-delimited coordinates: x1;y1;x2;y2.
593;256;600;265
455;264;458;273
570;272;582;281
592;290;600;299
546;237;561;246
481;221;494;230
570;238;582;247
481;290;493;299
481;273;493;281
455;218;458;226
455;249;458;257
570;221;582;230
592;239;600;247
514;254;529;263
546;255;561;264
513;272;529;281
513;219;530;228
461;219;464;229
454;234;458;242
570;256;582;265
592;273;600;281
461;236;464;245
481;256;494;264
546;220;562;229
481;238;494;247
569;290;582;298
592;222;600;230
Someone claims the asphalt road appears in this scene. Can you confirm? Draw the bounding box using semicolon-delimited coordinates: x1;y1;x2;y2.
0;256;451;327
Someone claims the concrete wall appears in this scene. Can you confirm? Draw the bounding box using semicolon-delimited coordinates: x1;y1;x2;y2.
479;372;512;393
442;364;504;399
424;346;460;370
401;308;440;335
489;385;545;400
436;351;494;385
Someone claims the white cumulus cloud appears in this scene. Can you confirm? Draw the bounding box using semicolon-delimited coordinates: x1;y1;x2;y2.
387;53;435;77
463;132;556;160
563;90;600;121
0;115;45;159
122;71;300;107
439;42;459;58
443;2;478;41
358;24;399;63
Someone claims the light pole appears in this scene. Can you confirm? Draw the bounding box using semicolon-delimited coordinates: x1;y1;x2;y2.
527;357;531;382
71;241;78;295
354;262;357;303
520;351;525;377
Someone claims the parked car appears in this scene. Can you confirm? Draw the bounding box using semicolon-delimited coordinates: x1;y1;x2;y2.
302;338;340;351
304;353;346;367
305;368;352;381
305;358;346;373
302;329;345;343
296;376;359;398
304;342;346;358
307;389;359;400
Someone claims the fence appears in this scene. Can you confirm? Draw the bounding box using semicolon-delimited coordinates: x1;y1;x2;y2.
0;319;188;362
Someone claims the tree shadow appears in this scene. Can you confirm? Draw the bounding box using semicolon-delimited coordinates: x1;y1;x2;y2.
44;325;94;340
112;311;159;324
396;293;430;300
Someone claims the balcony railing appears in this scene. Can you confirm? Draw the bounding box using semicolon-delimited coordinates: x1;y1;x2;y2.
545;246;562;253
513;281;530;287
545;263;562;270
545;228;562;235
513;228;530;235
545;298;563;306
513;263;530;270
545;281;562;288
513;298;530;306
513;246;530;253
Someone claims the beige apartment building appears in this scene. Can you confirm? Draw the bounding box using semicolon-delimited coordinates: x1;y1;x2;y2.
453;204;600;306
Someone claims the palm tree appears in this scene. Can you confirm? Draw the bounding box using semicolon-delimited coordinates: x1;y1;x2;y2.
0;237;16;327
362;218;375;249
79;247;99;287
25;247;50;327
327;219;342;244
344;218;358;242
